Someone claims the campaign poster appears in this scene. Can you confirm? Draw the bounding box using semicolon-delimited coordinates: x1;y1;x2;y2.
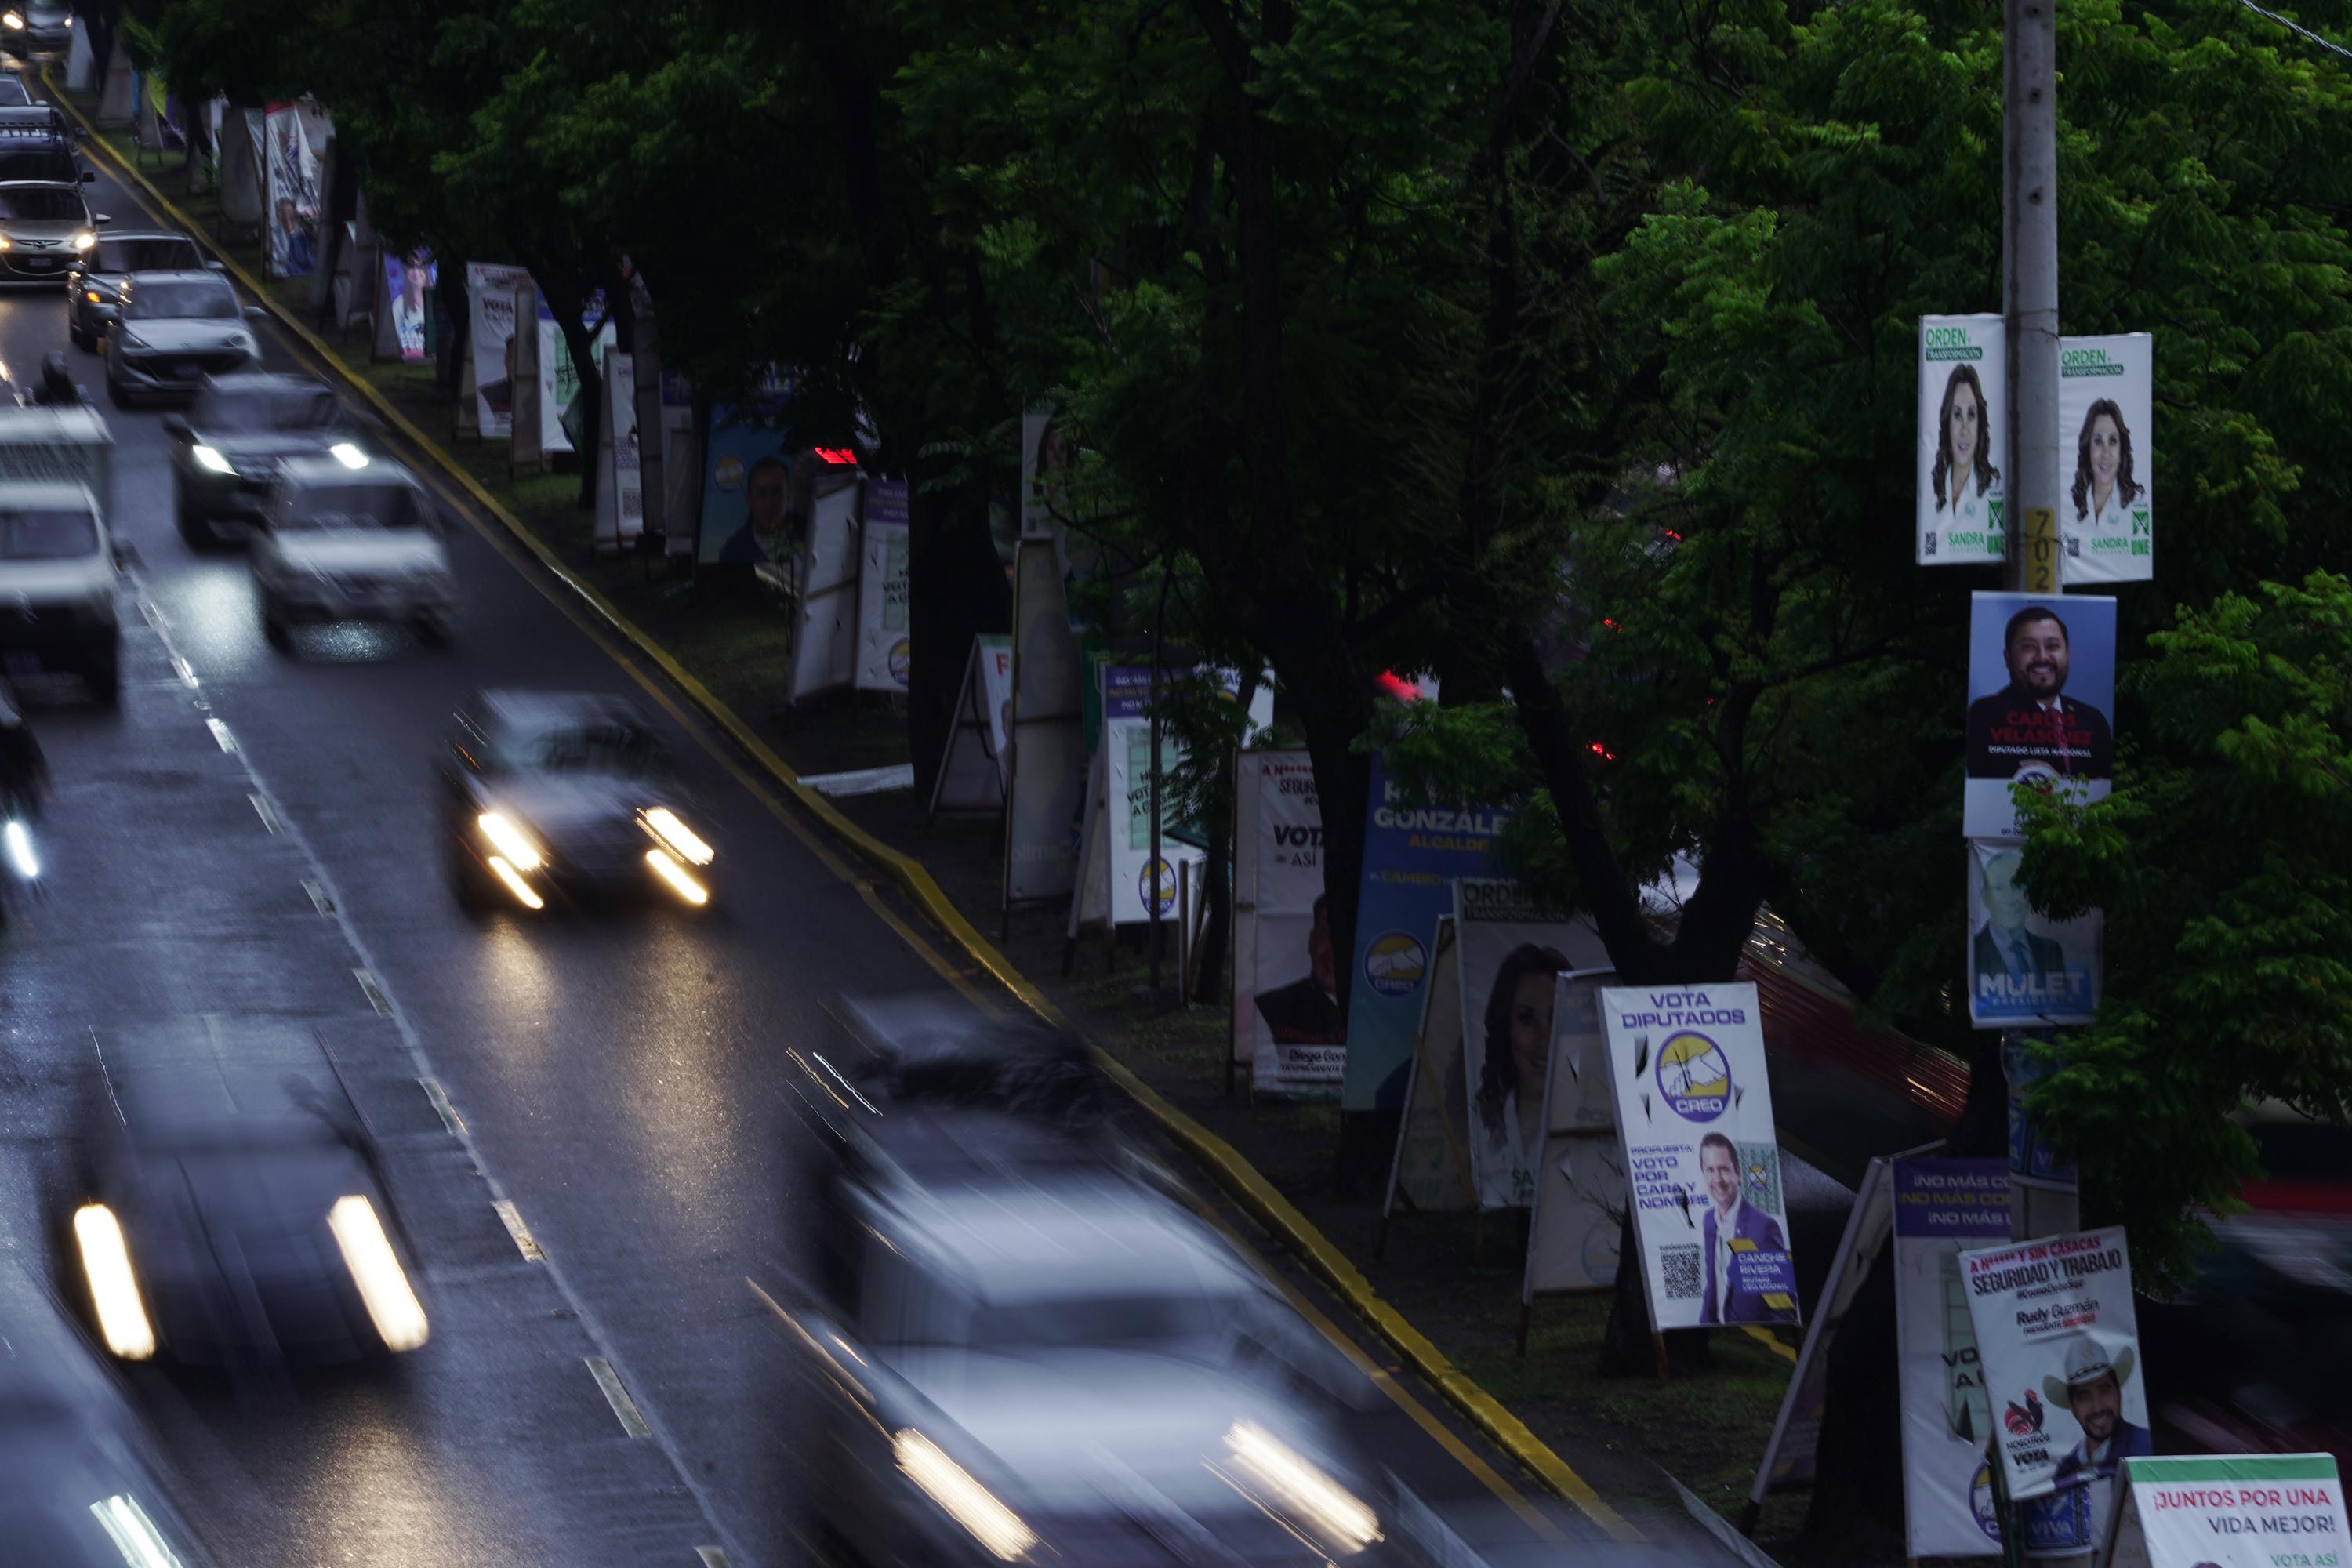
1386;918;1475;1214
930;635;1013;815
1894;1159;2012;1559
2057;334;2154;585
1338;757;1511;1112
1959;1227;2147;1555
537;293;618;457
1965;590;2117;838
1918;314;2009;566
1454;880;1608;1210
1235;750;1344;1098
383;249;437;362
1098;666;1207;927
592;347;642;550
697;390;793;567
855;479;910;694
1969;840;2101;1029
263;102;322;280
465;263;532;438
2103;1454;2347;1568
1523;968;1624;1297
1599;982;1800;1331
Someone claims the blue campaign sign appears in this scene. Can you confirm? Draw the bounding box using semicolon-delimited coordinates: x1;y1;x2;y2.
1338;755;1511;1112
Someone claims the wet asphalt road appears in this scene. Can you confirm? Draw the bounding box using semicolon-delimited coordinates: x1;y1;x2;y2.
0;141;1668;1567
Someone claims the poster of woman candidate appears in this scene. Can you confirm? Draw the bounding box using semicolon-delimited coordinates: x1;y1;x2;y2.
1599;982;1801;1332
2056;333;2154;585
1453;880;1606;1210
263;102;323;281
1918;315;2009;566
1964;591;2116;838
381;250;437;363
1967;840;2101;1029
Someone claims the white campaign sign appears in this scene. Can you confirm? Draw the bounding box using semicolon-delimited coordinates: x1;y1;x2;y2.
2057;333;2154;585
2103;1454;2347;1568
1600;983;1800;1331
1523;969;1622;1297
855;480;909;694
1960;1226;2147;1557
1234;750;1344;1098
931;634;1012;815
1894;1158;2013;1559
465;263;531;440
1918;314;2009;566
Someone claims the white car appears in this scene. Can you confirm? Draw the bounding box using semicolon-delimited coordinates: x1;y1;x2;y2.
250;454;456;644
103;270;263;404
0;479;122;703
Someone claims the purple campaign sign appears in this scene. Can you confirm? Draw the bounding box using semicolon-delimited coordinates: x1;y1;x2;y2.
1892;1158;2010;1240
1732;1249;1798;1298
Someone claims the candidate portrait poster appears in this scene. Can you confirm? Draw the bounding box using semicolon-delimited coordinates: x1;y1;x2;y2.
1235;750;1344;1099
2103;1454;2347;1568
1964;591;2117;838
1600;982;1801;1332
1959;1226;2147;1556
383;249;437;363
263;102;322;281
1969;839;2101;1029
464;263;532;439
2057;333;2154;586
1893;1159;2011;1559
697;386;794;567
1918;314;2009;566
1338;758;1511;1112
1454;880;1606;1210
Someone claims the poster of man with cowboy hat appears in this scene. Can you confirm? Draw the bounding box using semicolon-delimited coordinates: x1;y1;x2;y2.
2045;1334;2151;1483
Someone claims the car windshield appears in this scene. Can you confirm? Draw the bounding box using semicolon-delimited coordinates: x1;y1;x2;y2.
0;82;29;107
0;162;78;198
198;386;339;432
281;482;423;532
125;281;238;321
503;723;663;776
94;238;198;274
0;509;96;560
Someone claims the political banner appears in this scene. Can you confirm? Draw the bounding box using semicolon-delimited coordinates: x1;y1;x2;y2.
464;263;532;439
1918;314;2009;566
785;465;864;703
379;249;436;363
1895;1159;2013;1559
1599;983;1800;1331
931;635;1013;815
1960;1226;2147;1555
1338;758;1511;1112
263;102;323;280
2103;1454;2347;1568
1523;968;1624;1297
1004;535;1087;906
1454;881;1607;1210
1094;666;1206;927
2058;334;2154;585
696;386;793;566
591;347;643;550
1234;750;1344;1098
1969;839;2101;1029
1385;917;1475;1216
1965;590;2117;838
855;479;909;694
537;294;617;457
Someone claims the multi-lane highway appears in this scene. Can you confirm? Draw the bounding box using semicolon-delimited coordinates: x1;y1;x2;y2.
0;120;1657;1567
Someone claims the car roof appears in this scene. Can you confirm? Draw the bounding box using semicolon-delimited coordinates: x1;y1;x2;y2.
0;481;96;511
199;371;328;397
93;230;194;247
120;269;229;286
274;453;418;487
868;1178;1255;1305
0;179;81;192
92;1020;360;1140
475;688;652;735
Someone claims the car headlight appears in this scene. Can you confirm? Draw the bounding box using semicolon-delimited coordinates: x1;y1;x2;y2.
2;13;24;30
0;236;13;252
641;807;713;866
895;1429;1036;1561
71;230;93;252
477;811;543;872
191;445;234;476
72;1204;156;1360
327;1195;429;1352
83;288;103;303
329;441;368;469
1223;1423;1381;1553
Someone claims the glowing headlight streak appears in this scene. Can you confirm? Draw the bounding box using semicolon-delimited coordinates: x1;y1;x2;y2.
84;289;102;303
71;230;94;252
1;13;24;29
1223;1422;1381;1553
644;848;709;906
642;807;713;866
329;441;368;469
327;1195;429;1352
476;811;542;871
894;1429;1036;1561
0;236;13;250
88;1494;183;1568
3;818;36;879
486;855;544;911
191;445;234;475
71;1204;155;1360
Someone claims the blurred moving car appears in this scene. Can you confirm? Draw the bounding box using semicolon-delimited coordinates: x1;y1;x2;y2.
0;1270;215;1566
66;228;211;349
0;176;99;285
103;270;262;404
62;1018;429;1371
439;688;717;913
0;71;31;103
0;477;122;703
164;372;367;543
249;453;454;642
0;0;76;56
775;999;1417;1566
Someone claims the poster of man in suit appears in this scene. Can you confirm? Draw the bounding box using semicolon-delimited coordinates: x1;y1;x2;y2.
1967;840;2101;1028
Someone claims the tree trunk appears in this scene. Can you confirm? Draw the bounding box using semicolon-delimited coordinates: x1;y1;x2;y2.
906;448;1011;795
1797;1237;1906;1558
435;262;469;397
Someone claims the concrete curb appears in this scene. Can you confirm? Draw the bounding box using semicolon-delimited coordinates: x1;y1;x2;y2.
53;78;1640;1544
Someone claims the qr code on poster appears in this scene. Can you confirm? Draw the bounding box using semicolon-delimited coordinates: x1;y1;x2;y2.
1661;1244;1702;1302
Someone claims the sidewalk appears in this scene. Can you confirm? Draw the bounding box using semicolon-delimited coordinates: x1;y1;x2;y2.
81;118;1823;1566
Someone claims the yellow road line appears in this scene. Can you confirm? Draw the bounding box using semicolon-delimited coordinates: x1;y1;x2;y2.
53;78;1639;1540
